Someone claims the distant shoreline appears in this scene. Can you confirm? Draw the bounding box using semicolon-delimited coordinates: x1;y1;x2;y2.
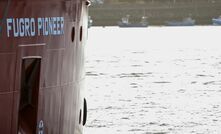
89;1;221;26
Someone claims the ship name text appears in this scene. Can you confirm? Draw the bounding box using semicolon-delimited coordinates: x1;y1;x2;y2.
6;17;64;37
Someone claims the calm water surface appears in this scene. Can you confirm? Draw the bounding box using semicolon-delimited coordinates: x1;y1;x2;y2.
84;26;221;134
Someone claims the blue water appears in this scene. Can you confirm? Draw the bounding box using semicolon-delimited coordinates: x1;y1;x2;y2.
85;26;221;134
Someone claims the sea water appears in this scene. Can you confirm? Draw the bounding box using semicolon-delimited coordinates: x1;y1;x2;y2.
84;26;221;134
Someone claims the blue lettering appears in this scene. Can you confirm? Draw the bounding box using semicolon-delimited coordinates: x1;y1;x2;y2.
19;18;25;37
5;17;64;37
30;18;35;36
6;18;12;37
53;17;57;35
13;18;19;37
38;18;43;36
60;17;64;34
24;18;30;36
44;18;49;36
56;17;61;35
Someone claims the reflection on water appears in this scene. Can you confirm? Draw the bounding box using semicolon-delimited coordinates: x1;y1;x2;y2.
85;26;221;134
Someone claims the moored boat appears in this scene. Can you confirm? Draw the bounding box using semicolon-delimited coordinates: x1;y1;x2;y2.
88;16;93;28
165;17;195;26
212;16;221;25
118;15;148;28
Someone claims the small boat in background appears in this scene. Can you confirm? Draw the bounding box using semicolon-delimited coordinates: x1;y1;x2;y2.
212;16;221;25
88;16;93;28
118;15;148;28
165;17;195;26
